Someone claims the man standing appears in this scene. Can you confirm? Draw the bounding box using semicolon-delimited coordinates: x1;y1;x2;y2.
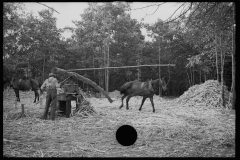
40;73;65;120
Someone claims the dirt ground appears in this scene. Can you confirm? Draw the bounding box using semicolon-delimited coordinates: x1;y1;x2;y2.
3;89;235;157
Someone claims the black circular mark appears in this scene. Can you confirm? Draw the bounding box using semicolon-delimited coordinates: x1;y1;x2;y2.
115;125;137;146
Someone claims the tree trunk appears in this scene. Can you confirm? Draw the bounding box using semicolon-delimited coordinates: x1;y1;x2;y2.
106;44;109;92
104;44;109;93
220;34;225;108
186;70;191;87
193;66;195;85
51;67;113;103
190;67;193;86
27;62;29;78
100;46;104;91
231;25;236;110
199;69;201;84
93;50;95;83
104;45;106;91
42;53;46;81
215;34;219;82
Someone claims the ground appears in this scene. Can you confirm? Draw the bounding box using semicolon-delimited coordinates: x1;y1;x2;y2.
3;89;235;157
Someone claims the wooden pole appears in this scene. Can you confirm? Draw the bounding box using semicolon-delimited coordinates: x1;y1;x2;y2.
106;44;109;93
42;53;45;81
66;64;175;71
21;104;26;117
21;104;24;114
137;49;140;80
215;34;219;82
159;40;162;97
231;23;235;109
104;45;107;93
51;67;113;103
220;32;225;107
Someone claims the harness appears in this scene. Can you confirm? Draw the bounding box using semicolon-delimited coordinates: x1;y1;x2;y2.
45;77;57;90
128;80;154;97
47;86;56;90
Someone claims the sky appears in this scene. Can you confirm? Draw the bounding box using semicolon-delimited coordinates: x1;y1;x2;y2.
22;2;184;40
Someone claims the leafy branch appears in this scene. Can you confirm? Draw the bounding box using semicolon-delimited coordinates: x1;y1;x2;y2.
130;3;165;10
37;2;60;14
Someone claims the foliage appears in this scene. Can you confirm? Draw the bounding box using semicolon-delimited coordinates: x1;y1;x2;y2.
3;2;235;97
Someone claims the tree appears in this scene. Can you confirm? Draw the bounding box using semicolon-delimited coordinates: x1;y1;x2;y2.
67;2;144;92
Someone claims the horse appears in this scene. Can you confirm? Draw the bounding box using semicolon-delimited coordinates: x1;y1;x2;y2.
118;78;167;113
10;78;42;103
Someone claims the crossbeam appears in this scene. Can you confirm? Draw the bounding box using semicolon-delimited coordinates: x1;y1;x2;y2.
66;64;175;71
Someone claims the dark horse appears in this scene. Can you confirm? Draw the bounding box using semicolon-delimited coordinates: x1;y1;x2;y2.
119;78;167;112
10;78;42;103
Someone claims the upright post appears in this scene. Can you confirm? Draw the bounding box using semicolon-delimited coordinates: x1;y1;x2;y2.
21;104;26;117
138;49;140;80
106;43;109;93
15;98;17;108
159;39;162;97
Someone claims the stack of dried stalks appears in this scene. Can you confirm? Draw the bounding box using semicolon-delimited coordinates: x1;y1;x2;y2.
72;89;99;118
177;80;231;108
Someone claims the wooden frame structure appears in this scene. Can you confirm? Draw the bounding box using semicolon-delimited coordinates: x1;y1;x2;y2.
65;64;175;96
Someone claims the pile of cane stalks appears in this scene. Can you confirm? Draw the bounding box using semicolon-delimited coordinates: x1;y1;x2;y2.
177;80;232;109
72;89;99;118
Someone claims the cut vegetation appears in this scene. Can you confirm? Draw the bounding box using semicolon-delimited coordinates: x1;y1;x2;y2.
3;80;235;157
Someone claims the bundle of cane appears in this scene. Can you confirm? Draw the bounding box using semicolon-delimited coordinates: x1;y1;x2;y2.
73;88;99;118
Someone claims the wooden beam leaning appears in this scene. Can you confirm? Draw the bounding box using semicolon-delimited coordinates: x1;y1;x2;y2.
51;67;113;103
66;64;175;71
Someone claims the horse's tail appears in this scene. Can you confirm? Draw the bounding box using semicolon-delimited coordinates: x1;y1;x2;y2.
119;81;133;95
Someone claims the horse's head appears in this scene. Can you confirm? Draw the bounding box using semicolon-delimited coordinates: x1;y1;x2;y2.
161;77;167;91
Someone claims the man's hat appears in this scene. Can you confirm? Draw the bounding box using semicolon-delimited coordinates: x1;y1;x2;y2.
49;73;56;77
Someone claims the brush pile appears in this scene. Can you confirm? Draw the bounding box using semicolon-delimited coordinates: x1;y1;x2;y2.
177;80;231;108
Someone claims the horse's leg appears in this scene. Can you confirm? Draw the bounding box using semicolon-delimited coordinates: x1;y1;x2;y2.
33;91;36;103
126;95;133;110
149;96;155;113
119;94;127;109
37;91;40;101
14;89;20;102
139;97;147;111
34;90;39;103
